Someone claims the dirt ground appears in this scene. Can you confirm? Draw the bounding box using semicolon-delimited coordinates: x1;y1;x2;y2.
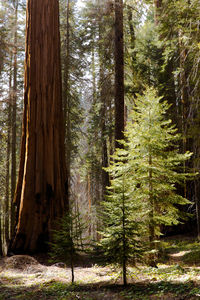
0;252;200;299
0;255;124;299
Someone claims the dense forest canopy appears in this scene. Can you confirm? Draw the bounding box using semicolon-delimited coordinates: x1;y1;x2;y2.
0;0;200;281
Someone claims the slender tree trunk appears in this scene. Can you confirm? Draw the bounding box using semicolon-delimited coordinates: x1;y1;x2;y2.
69;215;74;283
11;0;68;253
108;89;114;158
11;0;18;237
149;152;155;246
114;0;124;148
63;0;70;198
0;203;2;256
87;173;92;236
70;242;74;283
179;33;188;199
148;148;157;267
5;55;13;246
75;199;83;249
98;22;109;198
194;179;200;240
92;34;97;104
0;123;3;255
122;176;127;286
154;0;176;122
0;1;5;76
127;5;135;77
88;37;97;239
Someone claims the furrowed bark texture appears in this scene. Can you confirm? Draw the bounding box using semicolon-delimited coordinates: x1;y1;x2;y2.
11;0;68;253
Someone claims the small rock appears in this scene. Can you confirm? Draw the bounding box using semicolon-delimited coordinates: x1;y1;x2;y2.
52;262;66;268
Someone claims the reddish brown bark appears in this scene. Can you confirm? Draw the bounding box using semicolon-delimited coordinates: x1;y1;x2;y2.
11;0;68;253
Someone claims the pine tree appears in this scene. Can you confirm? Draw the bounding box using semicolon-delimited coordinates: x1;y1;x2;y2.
100;158;144;286
49;210;86;283
125;88;194;253
100;87;195;273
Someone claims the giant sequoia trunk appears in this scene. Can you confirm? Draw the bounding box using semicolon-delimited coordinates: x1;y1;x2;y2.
11;0;68;253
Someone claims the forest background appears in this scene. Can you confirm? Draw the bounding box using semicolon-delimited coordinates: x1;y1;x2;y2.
0;0;200;264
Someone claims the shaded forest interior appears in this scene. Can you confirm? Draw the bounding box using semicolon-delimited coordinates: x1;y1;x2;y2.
1;0;200;290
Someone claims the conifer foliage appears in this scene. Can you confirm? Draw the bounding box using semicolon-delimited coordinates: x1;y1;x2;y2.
100;163;144;286
100;87;194;283
125;88;193;235
49;211;85;283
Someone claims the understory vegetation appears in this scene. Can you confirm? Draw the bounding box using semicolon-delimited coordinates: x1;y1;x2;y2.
1;236;200;299
1;0;200;298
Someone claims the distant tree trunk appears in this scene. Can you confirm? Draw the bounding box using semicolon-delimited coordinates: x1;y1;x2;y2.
87;173;91;236
148;151;155;246
11;0;18;237
98;22;109;197
63;0;70;196
0;4;5;77
148;149;157;267
108;86;114;158
0;202;2;256
127;5;135;76
122;177;127;286
11;0;68;253
5;55;13;246
0;129;3;255
102;137;109;193
194;178;200;240
179;37;188;199
114;0;124;148
153;0;177;123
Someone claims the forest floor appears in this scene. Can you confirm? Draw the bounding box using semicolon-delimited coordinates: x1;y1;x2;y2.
1;235;200;299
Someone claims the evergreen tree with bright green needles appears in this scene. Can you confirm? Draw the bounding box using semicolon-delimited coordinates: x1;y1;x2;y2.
100;87;195;280
49;211;86;283
100;161;144;285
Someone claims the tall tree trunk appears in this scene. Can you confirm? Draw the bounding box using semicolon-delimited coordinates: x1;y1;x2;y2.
122;175;127;286
5;55;13;246
154;0;176;123
0;129;3;256
11;0;18;237
148;147;156;267
0;202;2;256
179;31;188;199
87;173;91;236
98;21;109;198
127;5;135;77
63;0;70;198
114;0;124;148
194;178;200;240
148;152;155;246
11;0;68;253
